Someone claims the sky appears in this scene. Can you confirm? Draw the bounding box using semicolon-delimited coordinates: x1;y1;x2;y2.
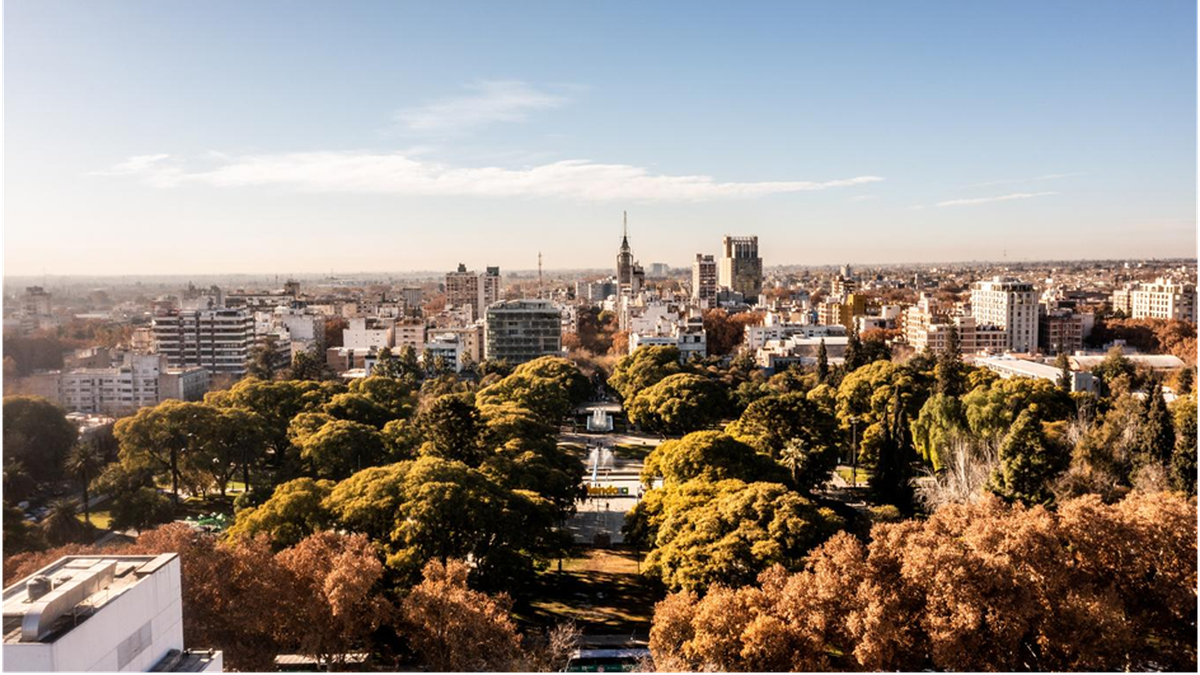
3;0;1197;277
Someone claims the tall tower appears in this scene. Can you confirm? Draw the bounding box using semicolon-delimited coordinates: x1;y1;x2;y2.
617;211;634;295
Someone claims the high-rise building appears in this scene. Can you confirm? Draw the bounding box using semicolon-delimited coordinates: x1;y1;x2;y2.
691;254;717;306
29;353;209;415
616;212;645;297
2;553;223;672
1120;277;1197;322
970;277;1038;352
718;236;763;302
445;264;501;321
484;299;562;364
21;286;52;317
151;308;256;376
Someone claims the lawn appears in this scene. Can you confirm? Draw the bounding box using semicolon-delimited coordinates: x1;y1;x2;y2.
76;509;113;530
836;466;873;485
514;546;662;637
612;443;653;461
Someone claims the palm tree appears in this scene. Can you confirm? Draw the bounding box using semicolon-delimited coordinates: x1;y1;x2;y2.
781;438;807;487
64;443;106;525
41;498;89;546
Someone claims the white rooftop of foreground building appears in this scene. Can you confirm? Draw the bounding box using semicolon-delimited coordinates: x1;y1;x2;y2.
2;554;222;672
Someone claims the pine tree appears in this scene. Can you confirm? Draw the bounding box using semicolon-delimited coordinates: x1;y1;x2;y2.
988;408;1068;506
1055;352;1072;392
1171;399;1197;497
935;325;965;396
1176;367;1195;396
1137;381;1175;465
844;328;863;372
816;339;829;383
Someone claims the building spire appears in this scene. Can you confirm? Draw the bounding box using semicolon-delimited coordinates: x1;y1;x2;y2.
621;211;630;248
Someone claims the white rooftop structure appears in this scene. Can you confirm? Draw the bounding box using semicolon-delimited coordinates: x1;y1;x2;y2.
3;554;221;672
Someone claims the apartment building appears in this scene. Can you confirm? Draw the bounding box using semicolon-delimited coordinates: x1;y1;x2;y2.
445;263;501;321
970;277;1038;352
30;354;209;415
152;308;256;376
2;554;222;672
691;254;717;306
342;317;394;350
484;299;562;364
1122;277;1197;322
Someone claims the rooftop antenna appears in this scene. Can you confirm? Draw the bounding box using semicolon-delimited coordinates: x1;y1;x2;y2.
623;210;628;238
538;252;544;299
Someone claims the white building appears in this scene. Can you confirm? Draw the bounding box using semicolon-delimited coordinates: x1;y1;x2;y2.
969;277;1039;352
744;323;846;352
974;355;1096;394
151;308;256;376
2;554;222;672
30;354;209;415
756;335;849;372
342;317;394;350
691;254;717;307
629;316;707;361
423;332;465;372
1125;277;1197;322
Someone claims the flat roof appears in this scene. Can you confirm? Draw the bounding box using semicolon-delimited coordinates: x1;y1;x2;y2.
2;554;177;645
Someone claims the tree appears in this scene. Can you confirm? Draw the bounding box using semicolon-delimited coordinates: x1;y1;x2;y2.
398;345;421;380
64;443;106;525
988;408;1068;506
372;346;402;379
642;431;788;487
3;503;46;554
934;325;965;396
229;478;335;548
909;393;968;472
3;458;36;507
1055;351;1072;392
114;400;222;503
417;393;483;465
648;491;1198;672
323;392;394;428
726;392;839;460
702;309;762;356
816;339;829;383
844;327;864;371
400;559;524;672
640;478;843;591
627;373;726;436
288;347;333;381
3;395;77;482
296;419;387;480
1171;395;1197;496
1136;381;1175;466
40;498;91;546
247;335;286;380
608;345;682;401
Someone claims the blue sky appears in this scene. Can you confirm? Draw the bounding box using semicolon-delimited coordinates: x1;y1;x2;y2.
4;0;1196;276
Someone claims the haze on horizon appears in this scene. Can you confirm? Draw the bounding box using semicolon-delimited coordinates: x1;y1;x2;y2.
4;0;1196;277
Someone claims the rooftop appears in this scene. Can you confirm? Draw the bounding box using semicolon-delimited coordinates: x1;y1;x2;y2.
2;554;176;646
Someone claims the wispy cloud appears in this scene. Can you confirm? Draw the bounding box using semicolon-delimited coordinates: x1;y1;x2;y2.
936;191;1056;208
94;151;884;202
960;172;1086;189
394;80;571;134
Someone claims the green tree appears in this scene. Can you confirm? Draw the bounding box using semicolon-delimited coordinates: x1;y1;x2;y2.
3;396;77;482
627;373;726;436
843;328;864;371
608;345;682;401
1171;395;1197;496
909;393;968;472
348;375;415;419
1055;352;1072;392
1135;381;1175;466
93;464;174;533
288;347;333;381
296;419;387;480
3;459;37;507
398;345;422;380
643;431;788;487
962;377;1072;446
476;359;589;426
114;400;222;503
322;392;393;428
372;346;402;379
64;443;107;525
725;392;839;461
3;503;46;554
40;498;91;546
987;408;1068;506
935;325;965;396
247;335;286;380
417;394;484;465
640;479;843;591
816;339;829;383
228;477;334;548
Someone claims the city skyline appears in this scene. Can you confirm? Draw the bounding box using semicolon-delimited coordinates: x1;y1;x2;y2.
5;0;1197;277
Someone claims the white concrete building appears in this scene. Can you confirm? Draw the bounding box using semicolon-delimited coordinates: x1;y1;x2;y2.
974;355;1096;394
2;554;222;672
484;299;562;364
423;332;465;372
691;254;717;307
970;277;1039;352
756;335;849;372
342;317;394;350
1126;277;1197;322
745;323;846;352
31;354;210;415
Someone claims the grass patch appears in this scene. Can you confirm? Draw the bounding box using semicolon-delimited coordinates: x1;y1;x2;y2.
837;467;872;485
175;494;236;520
76;509;113;530
612;443;654;461
513;546;661;636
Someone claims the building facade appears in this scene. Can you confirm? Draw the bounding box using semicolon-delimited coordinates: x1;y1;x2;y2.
3;554;222;672
445;264;501;321
151;308;256;376
1125;277;1197;322
484;299;563;364
718;235;763;301
691;254;717;306
970;277;1038;352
